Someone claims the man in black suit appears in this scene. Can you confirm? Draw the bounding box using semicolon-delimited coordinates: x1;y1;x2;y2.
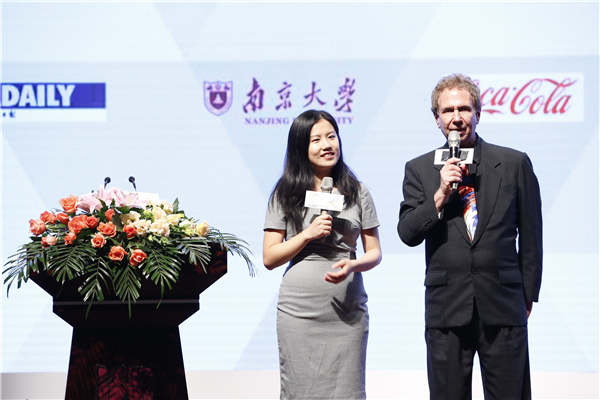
398;73;542;400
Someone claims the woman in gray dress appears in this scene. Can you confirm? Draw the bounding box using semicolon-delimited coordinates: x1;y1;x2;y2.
263;110;382;400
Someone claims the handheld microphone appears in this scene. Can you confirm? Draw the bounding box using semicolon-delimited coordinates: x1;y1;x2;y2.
448;131;461;190
129;176;137;191
104;176;111;188
320;177;333;215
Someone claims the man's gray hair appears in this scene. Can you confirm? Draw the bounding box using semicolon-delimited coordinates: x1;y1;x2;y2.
431;73;481;115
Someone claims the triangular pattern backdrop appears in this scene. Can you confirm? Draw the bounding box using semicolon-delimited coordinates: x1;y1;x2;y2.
1;2;597;375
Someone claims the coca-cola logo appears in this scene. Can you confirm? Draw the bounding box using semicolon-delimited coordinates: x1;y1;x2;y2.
473;74;583;122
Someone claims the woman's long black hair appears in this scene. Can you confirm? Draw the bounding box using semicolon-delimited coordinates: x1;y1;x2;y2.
269;109;360;232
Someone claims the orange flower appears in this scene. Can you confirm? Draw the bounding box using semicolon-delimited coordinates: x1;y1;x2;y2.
57;212;70;225
129;249;148;267
123;224;137;239
90;233;106;248
41;235;57;248
98;222;117;238
108;246;128;262
29;219;46;235
68;215;88;234
40;211;57;224
105;209;116;222
64;232;76;245
86;216;99;229
59;195;78;214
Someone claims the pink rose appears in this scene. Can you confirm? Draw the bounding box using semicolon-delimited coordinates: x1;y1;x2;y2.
29;219;46;235
90;233;106;248
59;195;78;214
41;235;57;248
123;224;137;239
108;246;127;262
68;215;88;234
64;232;76;245
129;249;148;267
98;222;117;238
105;209;115;223
40;211;57;224
86;216;99;229
57;212;70;225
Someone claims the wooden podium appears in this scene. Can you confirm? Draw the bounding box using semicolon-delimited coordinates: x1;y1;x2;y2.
30;249;227;400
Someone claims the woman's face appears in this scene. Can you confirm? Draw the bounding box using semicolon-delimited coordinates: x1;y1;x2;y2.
307;118;340;176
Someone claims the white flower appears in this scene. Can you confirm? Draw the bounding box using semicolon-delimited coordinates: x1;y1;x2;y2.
151;206;167;221
166;213;184;225
148;199;173;213
137;192;160;207
179;219;193;228
160;200;174;214
120;211;141;225
132;219;152;235
150;218;170;237
195;221;209;237
178;219;195;236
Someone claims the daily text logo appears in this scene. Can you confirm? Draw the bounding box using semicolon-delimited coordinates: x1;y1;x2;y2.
1;82;106;122
474;74;583;123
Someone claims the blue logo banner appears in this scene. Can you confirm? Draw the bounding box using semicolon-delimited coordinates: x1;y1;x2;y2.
0;82;106;108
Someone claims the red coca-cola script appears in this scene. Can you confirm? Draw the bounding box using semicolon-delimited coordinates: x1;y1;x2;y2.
477;78;576;115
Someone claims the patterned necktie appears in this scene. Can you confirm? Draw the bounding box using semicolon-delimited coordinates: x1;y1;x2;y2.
458;184;478;241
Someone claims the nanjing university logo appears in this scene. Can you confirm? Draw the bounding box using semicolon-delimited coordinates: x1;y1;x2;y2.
204;81;233;116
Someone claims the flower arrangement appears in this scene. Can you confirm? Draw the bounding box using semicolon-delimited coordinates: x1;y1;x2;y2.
3;187;254;311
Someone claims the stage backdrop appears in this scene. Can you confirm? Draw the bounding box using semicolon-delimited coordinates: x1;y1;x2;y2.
1;0;597;391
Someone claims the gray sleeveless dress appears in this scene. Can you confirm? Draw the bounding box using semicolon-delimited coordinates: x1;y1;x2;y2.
264;184;379;400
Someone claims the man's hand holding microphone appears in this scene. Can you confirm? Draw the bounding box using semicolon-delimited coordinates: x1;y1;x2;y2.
434;131;469;212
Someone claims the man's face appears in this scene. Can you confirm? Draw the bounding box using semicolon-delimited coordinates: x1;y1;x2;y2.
435;87;480;147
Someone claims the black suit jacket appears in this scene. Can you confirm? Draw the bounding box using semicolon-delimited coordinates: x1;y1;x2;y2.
398;137;542;327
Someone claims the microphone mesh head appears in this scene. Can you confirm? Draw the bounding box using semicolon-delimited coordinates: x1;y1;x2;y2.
448;131;460;147
321;177;334;193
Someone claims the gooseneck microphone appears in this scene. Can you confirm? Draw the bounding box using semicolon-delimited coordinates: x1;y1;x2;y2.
448;131;461;190
104;176;111;188
129;176;137;191
320;177;333;215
